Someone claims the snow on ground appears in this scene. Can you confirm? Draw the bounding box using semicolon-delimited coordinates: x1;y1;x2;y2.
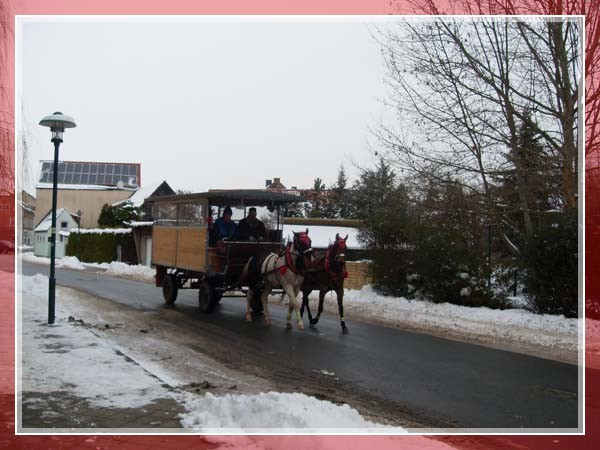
177;391;393;432
304;285;580;358
20;274;412;433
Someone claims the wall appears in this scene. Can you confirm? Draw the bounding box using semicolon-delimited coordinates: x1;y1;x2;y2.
35;188;133;228
344;261;371;290
33;232;49;257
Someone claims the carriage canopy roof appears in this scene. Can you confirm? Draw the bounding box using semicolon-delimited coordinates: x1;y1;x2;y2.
147;189;305;207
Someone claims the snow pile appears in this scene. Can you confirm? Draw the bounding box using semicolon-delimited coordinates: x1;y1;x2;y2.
70;228;131;234
104;262;155;282
21;273;48;298
20;274;172;409
178;391;393;432
21;253;155;282
21;253;52;265
325;285;579;353
21;254;87;270
56;256;86;270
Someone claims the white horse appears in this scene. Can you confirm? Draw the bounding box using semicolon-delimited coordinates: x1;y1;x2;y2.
242;230;314;330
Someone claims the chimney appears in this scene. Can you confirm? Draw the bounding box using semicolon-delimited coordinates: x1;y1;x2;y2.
274;177;281;183
265;179;272;188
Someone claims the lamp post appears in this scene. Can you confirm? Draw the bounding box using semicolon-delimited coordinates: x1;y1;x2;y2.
75;210;82;260
39;112;76;325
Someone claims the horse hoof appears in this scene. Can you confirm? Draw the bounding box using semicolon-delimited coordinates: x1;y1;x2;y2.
285;323;292;330
245;314;253;322
264;318;272;327
342;327;349;335
309;318;319;325
297;322;304;331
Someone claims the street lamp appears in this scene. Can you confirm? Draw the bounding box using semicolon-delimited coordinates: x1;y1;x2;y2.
39;112;76;325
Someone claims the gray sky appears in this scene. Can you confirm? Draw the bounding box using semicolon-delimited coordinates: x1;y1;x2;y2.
19;19;389;195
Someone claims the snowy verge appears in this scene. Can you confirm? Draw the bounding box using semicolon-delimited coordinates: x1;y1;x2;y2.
21;273;171;409
20;253;155;282
304;285;580;362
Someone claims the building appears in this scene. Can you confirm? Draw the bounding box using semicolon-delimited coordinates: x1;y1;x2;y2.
33;208;79;258
34;161;141;229
127;181;175;266
18;190;36;246
265;177;331;201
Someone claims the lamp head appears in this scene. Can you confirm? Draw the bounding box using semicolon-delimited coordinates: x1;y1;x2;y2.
39;112;76;143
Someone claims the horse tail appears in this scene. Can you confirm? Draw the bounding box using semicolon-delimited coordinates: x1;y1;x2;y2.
239;258;251;286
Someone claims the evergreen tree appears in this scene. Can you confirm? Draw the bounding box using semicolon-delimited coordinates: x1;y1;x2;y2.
304;177;327;218
98;202;143;228
330;164;351;218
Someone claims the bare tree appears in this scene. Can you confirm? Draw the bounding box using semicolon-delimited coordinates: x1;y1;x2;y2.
395;0;598;165
376;15;579;251
0;1;14;196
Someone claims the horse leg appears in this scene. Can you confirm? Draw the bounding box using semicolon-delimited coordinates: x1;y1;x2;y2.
261;288;271;326
301;289;315;323
293;286;304;330
337;288;348;334
310;290;326;325
284;285;303;330
245;289;253;322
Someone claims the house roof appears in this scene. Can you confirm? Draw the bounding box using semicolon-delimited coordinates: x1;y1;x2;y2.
34;209;78;232
36;160;141;190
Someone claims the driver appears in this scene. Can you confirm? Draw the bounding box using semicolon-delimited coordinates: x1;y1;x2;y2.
237;207;267;241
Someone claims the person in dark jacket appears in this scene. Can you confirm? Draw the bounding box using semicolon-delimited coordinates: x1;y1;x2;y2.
237;207;267;241
214;206;237;240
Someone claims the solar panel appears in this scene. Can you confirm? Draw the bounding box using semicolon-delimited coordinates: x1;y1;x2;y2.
38;161;139;187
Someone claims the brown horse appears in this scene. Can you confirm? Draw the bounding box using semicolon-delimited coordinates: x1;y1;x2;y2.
299;233;349;334
241;230;314;330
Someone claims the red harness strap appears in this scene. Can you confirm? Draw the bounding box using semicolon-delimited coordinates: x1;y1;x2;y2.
280;246;301;275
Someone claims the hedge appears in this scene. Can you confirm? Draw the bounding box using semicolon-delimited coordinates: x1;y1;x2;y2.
66;230;138;264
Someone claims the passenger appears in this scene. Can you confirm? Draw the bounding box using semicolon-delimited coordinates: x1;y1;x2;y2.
237;207;267;241
214;206;237;240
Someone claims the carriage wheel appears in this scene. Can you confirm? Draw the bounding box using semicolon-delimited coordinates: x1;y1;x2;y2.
198;279;219;313
162;274;178;304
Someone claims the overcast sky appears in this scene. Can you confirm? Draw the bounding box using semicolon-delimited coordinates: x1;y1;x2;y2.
18;18;390;196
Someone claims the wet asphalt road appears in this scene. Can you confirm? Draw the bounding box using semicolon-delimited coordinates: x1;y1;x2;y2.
21;261;581;430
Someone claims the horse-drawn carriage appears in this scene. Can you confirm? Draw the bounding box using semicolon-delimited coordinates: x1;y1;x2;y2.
148;189;304;313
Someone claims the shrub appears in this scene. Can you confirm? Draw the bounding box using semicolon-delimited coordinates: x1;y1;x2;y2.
66;231;138;264
521;211;578;317
411;224;506;308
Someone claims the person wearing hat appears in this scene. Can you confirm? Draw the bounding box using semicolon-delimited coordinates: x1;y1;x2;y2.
214;206;237;241
237;207;267;241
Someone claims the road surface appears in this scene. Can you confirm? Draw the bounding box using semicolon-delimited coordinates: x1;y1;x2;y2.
21;261;581;430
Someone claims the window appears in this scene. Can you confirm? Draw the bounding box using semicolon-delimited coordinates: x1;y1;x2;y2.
177;202;206;227
61;222;68;229
153;203;177;226
60;235;64;242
